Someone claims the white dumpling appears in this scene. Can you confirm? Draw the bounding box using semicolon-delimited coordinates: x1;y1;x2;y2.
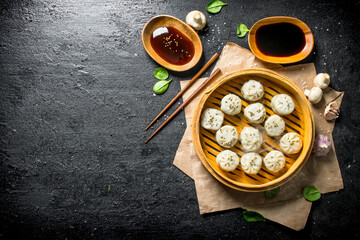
201;108;224;130
244;103;266;123
263;150;286;172
241;152;263;174
241;80;264;101
216;150;240;171
271;94;295;115
279;132;303;154
221;94;242;115
264;115;285;137
215;125;239;148
240;127;263;152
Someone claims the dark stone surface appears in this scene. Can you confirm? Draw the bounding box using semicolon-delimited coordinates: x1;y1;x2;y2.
0;0;359;239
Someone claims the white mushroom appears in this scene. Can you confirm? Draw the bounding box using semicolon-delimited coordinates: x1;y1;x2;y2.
304;87;323;104
314;73;330;89
186;10;206;31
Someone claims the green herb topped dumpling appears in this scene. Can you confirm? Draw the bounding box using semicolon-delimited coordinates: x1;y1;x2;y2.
264;115;285;137
216;150;240;172
241;152;262;174
244;103;266;123
215;125;239;148
279;132;303;154
263;150;286;172
201;108;224;131
241;80;264;101
240;127;263;152
271;94;295;116
220;94;242;115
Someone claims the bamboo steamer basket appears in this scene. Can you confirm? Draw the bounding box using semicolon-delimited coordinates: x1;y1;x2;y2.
192;68;315;192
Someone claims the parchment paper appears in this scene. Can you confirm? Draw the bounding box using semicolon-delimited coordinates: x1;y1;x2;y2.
173;43;344;231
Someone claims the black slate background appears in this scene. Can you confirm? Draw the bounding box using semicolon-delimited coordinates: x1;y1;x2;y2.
1;0;360;239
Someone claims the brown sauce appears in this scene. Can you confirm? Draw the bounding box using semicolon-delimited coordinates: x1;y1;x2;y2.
150;26;194;65
255;23;306;57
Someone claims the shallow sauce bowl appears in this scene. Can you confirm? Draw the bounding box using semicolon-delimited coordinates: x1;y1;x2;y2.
142;15;203;72
248;16;314;64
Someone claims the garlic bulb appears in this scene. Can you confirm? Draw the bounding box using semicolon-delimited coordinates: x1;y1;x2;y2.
304;87;323;104
314;73;330;89
186;10;206;30
324;101;340;121
313;134;332;157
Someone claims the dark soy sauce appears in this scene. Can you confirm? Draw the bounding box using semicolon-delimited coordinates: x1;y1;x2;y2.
255;23;306;57
150;26;195;65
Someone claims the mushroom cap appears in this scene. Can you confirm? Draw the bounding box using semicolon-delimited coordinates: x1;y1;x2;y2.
186;10;206;30
308;87;323;104
314;73;330;89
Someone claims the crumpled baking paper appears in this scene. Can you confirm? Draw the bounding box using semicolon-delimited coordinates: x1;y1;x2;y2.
173;43;344;231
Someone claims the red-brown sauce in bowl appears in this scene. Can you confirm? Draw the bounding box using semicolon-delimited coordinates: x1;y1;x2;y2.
150;26;195;65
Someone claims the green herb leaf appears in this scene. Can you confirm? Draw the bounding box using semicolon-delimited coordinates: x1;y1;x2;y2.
237;24;250;38
242;211;266;222
153;79;172;95
153;67;169;80
206;0;228;14
303;185;321;202
265;187;280;199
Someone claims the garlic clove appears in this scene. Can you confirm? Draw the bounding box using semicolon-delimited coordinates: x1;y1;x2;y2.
312;134;332;157
314;73;330;89
324;101;340;121
308;87;323;104
186;10;206;31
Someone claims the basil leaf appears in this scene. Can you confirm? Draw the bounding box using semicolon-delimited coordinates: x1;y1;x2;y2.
242;211;266;222
153;67;169;80
265;187;280;199
206;0;227;14
237;24;250;38
153;79;172;95
303;185;321;202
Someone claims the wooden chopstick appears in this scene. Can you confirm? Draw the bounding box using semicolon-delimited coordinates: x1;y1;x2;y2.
145;53;219;131
145;68;221;144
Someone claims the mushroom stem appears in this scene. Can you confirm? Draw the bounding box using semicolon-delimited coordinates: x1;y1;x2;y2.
186;10;206;31
194;13;201;23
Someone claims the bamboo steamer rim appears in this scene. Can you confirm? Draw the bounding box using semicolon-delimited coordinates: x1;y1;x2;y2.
192;68;315;192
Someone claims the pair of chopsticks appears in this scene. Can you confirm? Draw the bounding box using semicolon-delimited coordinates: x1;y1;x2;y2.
145;53;221;143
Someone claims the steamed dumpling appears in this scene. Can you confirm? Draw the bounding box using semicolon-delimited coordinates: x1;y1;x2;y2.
240;127;263;152
244;103;266;123
263;150;286;172
279;132;303;154
241;80;264;101
215;125;239;148
264;115;285;137
271;94;295;115
201;108;224;130
216;150;240;171
221;94;242;115
241;152;263;174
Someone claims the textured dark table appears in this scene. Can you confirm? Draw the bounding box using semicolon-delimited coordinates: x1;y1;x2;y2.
1;0;359;239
